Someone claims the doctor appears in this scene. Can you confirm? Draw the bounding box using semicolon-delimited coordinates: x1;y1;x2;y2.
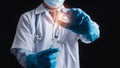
10;0;100;68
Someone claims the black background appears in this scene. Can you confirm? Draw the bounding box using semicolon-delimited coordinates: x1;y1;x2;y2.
0;0;115;68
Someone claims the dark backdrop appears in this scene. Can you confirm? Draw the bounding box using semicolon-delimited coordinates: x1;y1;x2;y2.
0;0;115;68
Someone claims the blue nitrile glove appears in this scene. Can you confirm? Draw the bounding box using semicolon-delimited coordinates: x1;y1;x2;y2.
25;48;59;68
59;8;100;42
60;8;92;34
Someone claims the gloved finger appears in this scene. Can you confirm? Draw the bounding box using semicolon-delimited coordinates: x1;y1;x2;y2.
39;52;58;62
71;9;79;23
37;48;59;58
42;58;57;64
50;58;57;64
45;59;57;68
50;61;57;68
49;52;58;59
39;59;56;68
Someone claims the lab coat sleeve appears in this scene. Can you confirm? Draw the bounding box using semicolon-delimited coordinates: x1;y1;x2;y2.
11;13;34;51
10;12;35;67
79;21;100;43
10;48;33;68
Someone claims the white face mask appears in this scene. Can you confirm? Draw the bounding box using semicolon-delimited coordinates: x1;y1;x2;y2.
44;0;65;8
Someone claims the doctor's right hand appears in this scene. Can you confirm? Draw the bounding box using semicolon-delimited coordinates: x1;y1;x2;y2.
25;48;59;68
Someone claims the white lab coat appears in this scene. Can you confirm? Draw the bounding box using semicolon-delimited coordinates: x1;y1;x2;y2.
11;3;100;68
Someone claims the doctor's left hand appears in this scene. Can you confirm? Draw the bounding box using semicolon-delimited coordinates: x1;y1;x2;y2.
25;48;59;68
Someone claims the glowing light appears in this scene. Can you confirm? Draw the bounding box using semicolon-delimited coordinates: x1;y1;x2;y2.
56;11;70;24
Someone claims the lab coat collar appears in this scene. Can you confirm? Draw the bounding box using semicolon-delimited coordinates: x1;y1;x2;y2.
35;3;46;14
35;3;66;14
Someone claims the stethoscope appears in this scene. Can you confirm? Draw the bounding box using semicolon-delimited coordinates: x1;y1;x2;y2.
34;9;67;49
34;9;60;48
